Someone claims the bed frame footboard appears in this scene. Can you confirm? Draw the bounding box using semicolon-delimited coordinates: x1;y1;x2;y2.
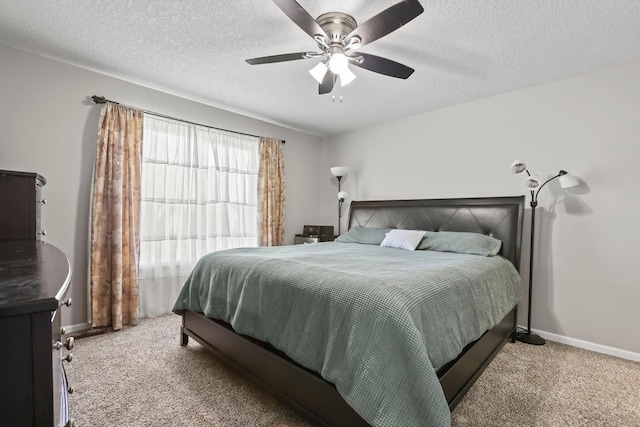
180;307;516;427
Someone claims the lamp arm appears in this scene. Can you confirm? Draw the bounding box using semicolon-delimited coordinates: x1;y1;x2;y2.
532;171;565;204
524;169;537;206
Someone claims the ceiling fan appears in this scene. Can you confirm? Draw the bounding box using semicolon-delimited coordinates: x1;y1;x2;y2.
246;0;424;95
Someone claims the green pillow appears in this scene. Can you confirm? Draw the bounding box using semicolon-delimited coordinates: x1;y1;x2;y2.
335;226;392;245
417;231;502;256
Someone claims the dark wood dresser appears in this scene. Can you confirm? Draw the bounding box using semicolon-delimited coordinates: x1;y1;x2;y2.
0;170;47;240
0;170;74;426
0;241;73;427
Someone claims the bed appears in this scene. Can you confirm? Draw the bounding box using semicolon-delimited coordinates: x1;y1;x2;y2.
174;196;524;426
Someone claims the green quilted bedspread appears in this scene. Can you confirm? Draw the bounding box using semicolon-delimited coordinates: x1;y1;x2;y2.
173;242;521;427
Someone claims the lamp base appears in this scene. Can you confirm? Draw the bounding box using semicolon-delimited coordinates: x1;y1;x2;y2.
515;331;546;345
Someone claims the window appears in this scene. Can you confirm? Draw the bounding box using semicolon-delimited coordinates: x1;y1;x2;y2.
138;115;259;317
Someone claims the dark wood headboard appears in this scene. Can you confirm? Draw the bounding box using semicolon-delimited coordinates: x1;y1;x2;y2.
346;196;525;269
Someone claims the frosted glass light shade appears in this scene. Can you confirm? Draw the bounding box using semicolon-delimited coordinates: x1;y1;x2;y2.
330;166;348;178
339;67;356;86
338;190;348;201
329;52;349;74
309;62;328;84
559;173;579;188
511;160;527;174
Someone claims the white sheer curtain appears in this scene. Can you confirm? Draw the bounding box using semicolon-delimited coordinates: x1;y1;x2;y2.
139;115;259;318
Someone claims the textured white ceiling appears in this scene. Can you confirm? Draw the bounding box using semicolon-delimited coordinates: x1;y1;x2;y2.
1;1;640;137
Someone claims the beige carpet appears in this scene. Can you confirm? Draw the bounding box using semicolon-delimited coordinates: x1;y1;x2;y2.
66;314;640;427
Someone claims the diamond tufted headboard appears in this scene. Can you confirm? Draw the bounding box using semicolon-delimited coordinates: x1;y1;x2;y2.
346;196;525;269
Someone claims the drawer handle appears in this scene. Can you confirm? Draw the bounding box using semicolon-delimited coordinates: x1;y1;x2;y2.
63;298;72;307
52;338;74;351
63;353;73;363
68;386;74;394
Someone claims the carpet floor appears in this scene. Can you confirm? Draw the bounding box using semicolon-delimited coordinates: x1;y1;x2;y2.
66;314;640;426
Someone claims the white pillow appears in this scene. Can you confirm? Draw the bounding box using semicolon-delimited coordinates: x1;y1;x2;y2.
380;229;426;251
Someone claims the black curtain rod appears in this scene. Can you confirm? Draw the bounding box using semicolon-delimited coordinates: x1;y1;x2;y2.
91;95;284;143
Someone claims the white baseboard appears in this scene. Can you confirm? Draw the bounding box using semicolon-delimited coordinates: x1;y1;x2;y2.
518;325;640;363
63;322;91;334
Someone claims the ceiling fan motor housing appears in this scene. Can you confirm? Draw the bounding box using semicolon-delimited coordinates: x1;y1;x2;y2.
316;12;357;45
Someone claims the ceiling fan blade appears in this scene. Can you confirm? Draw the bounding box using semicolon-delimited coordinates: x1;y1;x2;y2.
345;0;424;48
351;53;414;79
272;0;328;40
246;52;313;65
319;71;336;94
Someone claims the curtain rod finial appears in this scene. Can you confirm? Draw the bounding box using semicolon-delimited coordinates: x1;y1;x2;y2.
92;95;107;104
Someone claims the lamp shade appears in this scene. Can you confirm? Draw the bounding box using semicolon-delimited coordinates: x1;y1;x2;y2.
338;190;348;201
559;173;579;188
524;175;541;189
511;160;527;174
330;166;349;178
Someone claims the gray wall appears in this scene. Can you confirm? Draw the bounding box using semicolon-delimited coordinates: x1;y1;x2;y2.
321;62;640;357
0;44;324;328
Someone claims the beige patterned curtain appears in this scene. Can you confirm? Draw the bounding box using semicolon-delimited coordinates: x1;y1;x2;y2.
90;103;144;330
258;137;285;246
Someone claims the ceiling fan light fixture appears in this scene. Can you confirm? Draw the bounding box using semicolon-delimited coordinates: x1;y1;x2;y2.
328;51;356;86
309;62;328;84
329;52;349;74
338;67;356;86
